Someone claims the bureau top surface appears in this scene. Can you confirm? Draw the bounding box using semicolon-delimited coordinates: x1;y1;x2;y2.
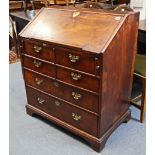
20;7;128;53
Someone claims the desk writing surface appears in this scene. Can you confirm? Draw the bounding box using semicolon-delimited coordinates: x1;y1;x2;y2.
20;7;126;53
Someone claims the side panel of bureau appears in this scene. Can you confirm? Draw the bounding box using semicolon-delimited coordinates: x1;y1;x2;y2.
99;13;139;136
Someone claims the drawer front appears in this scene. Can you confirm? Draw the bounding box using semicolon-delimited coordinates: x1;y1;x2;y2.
23;40;54;62
55;47;101;75
22;56;55;77
24;69;99;113
57;67;100;92
26;86;98;136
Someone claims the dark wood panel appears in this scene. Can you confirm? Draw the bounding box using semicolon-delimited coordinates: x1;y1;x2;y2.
26;86;98;136
99;12;139;136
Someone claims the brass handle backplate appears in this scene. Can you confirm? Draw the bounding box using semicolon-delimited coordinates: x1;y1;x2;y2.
35;78;43;85
55;100;61;106
33;45;42;53
37;97;45;104
72;92;82;100
33;60;42;67
69;54;79;63
72;113;81;121
71;72;81;81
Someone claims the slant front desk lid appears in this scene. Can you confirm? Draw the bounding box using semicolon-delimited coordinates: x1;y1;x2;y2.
20;7;129;53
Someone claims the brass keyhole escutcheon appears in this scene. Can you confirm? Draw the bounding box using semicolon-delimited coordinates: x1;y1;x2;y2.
55;100;61;106
72;11;80;18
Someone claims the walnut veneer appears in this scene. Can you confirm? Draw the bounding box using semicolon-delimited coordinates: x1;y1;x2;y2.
19;7;139;152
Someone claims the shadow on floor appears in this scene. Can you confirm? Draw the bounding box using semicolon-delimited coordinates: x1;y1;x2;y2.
32;113;91;147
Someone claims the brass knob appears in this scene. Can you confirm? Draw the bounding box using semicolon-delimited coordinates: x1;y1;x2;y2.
35;78;43;85
33;45;42;53
37;97;45;104
96;66;100;70
72;92;82;100
33;60;42;67
71;72;81;81
72;113;81;121
55;100;61;106
69;54;79;63
95;57;98;61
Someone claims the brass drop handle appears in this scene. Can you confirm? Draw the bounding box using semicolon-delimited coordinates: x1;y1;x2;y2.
71;72;81;81
33;60;42;67
37;97;45;104
69;54;79;63
72;92;82;100
35;78;43;85
72;113;82;121
55;100;61;106
33;45;42;53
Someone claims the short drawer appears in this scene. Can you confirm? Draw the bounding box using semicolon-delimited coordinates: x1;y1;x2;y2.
57;67;100;93
55;47;101;75
26;86;98;136
24;69;99;113
22;56;56;78
23;40;54;62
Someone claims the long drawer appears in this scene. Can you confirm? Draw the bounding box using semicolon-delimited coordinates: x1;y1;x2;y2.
22;56;56;78
24;69;99;113
26;86;98;136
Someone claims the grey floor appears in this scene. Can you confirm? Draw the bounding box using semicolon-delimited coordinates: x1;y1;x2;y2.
9;62;146;155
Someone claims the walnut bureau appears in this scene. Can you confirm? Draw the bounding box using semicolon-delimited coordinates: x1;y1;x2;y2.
19;7;139;152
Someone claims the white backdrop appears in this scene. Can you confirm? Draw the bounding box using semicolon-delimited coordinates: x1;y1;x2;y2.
130;0;146;20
